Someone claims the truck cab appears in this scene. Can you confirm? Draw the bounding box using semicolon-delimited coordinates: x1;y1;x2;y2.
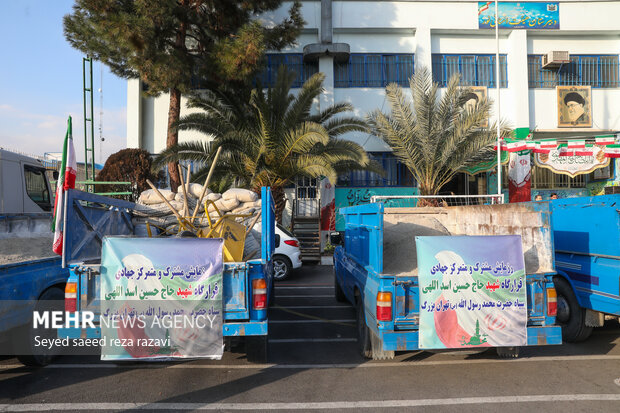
0;150;69;366
0;149;53;213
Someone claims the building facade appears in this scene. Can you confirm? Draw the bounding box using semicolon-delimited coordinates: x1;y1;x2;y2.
126;1;620;249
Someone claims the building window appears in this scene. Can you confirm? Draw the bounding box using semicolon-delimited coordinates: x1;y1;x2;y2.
528;55;620;88
334;54;415;88
337;152;415;187
531;166;589;189
432;54;507;88
257;54;319;88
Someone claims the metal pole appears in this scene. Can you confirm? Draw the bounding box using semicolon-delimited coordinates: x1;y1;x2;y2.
495;0;502;196
89;58;95;181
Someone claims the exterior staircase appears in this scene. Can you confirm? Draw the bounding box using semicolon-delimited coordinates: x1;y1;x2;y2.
291;216;321;262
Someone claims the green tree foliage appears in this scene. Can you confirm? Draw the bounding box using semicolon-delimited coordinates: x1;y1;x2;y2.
64;0;304;191
97;148;162;201
153;67;382;222
368;67;511;197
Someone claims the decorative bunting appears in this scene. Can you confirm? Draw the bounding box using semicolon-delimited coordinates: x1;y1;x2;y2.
595;136;616;145
567;140;585;149
495;134;619;158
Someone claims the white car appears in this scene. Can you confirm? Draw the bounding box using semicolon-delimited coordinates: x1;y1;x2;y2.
273;224;302;281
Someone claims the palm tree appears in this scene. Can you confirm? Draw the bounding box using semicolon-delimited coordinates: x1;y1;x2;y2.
154;66;381;222
368;67;511;197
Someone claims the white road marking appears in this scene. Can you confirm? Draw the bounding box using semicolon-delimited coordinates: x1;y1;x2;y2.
276;295;333;298
275;286;334;289
1;355;620;370
269;319;355;324
2;395;620;410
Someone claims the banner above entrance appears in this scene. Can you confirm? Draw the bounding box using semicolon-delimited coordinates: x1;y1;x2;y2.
534;146;610;177
478;2;559;29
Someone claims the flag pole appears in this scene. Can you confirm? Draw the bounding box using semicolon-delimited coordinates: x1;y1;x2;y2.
495;0;502;198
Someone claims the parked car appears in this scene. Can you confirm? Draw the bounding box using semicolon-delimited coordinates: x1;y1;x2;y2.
273;224;302;281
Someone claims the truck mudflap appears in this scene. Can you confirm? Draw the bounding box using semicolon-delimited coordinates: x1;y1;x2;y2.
376;325;562;352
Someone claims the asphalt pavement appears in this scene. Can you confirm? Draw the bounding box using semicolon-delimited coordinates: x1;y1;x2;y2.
1;264;619;412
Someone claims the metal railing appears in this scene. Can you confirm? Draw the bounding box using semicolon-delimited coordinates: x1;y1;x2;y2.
334;54;415;88
370;194;505;207
294;198;319;217
531;166;587;189
258;54;319;88
528;55;620;88
432;54;508;88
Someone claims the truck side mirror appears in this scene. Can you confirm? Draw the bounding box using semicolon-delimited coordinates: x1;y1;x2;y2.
52;170;59;180
330;232;343;246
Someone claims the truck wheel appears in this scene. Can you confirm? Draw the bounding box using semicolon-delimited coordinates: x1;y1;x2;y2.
15;287;64;366
553;276;593;342
496;347;520;359
273;256;291;281
246;336;268;363
334;271;346;303
356;301;372;359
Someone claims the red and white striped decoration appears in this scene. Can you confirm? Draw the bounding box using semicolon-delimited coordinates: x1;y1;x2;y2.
595;136;616;145
604;147;620;158
567;140;586;149
540;140;557;149
574;148;594;156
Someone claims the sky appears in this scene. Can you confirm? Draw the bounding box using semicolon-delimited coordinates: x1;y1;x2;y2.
0;0;127;165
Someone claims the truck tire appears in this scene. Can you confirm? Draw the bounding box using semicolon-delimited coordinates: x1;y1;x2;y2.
496;346;520;359
15;287;64;366
356;301;372;359
334;271;346;303
553;276;593;342
246;336;268;363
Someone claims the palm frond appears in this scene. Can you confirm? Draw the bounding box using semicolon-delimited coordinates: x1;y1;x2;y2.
369;66;514;194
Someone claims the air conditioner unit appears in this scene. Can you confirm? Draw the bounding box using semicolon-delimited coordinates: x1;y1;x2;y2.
542;51;570;68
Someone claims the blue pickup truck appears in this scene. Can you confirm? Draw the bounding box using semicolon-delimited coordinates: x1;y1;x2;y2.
551;194;620;341
0;149;69;366
57;187;275;362
333;200;561;359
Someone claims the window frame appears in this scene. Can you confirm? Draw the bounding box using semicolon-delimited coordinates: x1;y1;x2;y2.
337;152;415;187
259;53;319;88
527;54;620;88
334;53;415;88
431;54;508;88
23;164;52;211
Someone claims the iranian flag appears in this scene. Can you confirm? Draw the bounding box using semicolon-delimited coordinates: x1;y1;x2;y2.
52;117;77;255
595;136;616;145
540;140;557;149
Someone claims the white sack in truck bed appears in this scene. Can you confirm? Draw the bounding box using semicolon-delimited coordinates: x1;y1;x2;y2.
382;204;553;277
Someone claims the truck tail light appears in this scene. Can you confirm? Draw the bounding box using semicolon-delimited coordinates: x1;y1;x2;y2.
376;292;392;321
547;287;557;316
252;278;267;310
284;239;299;248
65;282;77;313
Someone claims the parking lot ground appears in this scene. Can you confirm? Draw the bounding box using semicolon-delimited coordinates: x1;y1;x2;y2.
1;264;619;412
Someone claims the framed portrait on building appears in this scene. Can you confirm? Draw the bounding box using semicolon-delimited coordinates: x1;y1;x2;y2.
557;86;592;128
462;86;488;128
